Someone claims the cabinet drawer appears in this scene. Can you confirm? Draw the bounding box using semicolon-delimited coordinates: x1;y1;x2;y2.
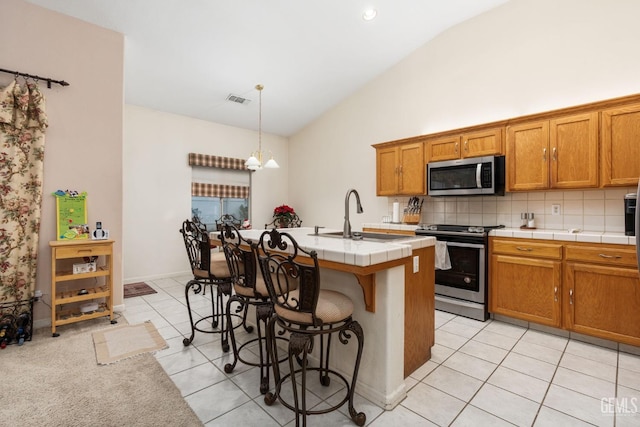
565;245;638;268
491;239;563;260
54;245;111;259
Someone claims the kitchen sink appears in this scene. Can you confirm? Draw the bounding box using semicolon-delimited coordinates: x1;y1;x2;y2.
311;231;411;242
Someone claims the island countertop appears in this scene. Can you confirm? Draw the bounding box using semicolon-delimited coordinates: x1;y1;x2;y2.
210;227;435;315
210;227;435;267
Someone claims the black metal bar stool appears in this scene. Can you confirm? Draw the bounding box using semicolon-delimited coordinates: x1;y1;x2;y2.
256;228;366;426
179;219;247;346
219;224;289;394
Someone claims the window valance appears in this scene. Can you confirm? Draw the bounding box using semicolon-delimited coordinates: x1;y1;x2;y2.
188;153;248;170
191;183;250;199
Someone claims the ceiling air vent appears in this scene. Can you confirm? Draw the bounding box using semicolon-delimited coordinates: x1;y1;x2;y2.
226;94;251;105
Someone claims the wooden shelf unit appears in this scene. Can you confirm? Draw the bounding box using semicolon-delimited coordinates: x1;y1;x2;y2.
49;239;115;336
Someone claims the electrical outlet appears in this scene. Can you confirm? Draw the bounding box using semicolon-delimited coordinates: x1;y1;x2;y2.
413;256;419;273
34;290;43;301
551;204;561;216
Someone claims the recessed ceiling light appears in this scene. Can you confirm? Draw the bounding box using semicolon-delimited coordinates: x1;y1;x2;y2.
362;8;377;21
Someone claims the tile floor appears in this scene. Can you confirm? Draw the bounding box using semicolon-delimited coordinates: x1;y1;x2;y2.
122;275;640;426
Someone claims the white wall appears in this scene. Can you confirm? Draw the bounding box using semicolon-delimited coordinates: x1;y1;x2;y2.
123;105;288;282
2;0;124;325
288;0;640;230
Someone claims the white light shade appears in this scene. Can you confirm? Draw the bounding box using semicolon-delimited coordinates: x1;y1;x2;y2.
263;157;279;169
245;155;261;170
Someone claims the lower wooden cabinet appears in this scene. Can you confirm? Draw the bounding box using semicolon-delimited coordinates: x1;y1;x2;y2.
490;237;640;346
564;244;640;346
490;240;562;327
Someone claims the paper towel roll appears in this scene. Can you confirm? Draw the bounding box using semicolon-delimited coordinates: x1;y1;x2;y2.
392;202;400;223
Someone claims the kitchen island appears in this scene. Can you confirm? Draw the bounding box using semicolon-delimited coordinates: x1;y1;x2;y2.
211;227;435;409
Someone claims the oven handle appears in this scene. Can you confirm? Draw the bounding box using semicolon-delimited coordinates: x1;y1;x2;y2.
443;240;485;249
476;164;482;188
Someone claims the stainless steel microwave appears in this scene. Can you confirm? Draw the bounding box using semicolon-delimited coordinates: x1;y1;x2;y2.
427;155;505;196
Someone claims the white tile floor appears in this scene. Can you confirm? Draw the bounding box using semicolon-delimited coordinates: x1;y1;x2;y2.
122;275;640;426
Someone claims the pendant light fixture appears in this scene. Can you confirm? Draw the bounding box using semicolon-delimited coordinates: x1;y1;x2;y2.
245;84;279;170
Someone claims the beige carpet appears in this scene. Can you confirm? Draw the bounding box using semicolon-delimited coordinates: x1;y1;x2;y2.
0;318;203;426
93;321;167;365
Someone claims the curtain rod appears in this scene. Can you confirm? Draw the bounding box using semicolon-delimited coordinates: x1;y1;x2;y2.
0;67;70;89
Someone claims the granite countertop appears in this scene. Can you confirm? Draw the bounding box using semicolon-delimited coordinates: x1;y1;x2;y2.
211;227;435;267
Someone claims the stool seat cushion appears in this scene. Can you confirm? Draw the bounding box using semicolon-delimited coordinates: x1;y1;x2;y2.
194;251;230;279
234;271;295;298
275;289;353;325
234;274;268;297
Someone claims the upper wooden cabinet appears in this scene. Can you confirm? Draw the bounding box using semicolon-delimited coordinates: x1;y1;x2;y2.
374;93;640;196
426;128;503;162
601;103;640;187
376;141;425;196
506;112;599;191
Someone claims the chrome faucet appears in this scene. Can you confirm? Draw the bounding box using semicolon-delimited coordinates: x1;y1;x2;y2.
343;188;364;238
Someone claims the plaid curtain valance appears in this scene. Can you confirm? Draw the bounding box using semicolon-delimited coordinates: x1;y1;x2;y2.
191;182;250;199
188;153;248;170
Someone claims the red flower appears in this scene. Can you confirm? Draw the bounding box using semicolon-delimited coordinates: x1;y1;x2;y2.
273;204;295;219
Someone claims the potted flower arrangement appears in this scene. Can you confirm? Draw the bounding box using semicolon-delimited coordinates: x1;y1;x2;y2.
273;204;296;228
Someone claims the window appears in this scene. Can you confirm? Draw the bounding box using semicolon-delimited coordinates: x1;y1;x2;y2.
191;196;248;231
188;154;251;231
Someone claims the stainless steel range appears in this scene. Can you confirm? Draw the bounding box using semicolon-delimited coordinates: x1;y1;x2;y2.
415;224;504;321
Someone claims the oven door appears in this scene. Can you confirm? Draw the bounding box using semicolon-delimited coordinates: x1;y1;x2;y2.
434;240;485;304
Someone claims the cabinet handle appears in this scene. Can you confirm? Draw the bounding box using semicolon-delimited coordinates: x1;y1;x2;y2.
543;148;547;161
554;286;558;302
569;289;573;305
78;249;93;253
395;166;399;175
552;147;557;161
455;142;459;153
464;140;468;152
516;246;533;251
598;253;622;259
399;165;403;175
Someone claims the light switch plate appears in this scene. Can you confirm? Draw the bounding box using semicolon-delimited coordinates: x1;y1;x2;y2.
413;256;419;273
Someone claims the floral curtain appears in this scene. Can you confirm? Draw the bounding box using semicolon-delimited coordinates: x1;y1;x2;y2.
0;80;48;303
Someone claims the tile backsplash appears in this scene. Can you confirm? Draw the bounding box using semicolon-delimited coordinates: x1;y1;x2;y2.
389;187;636;233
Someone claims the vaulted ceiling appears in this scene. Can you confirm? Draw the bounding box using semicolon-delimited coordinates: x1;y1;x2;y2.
27;0;509;136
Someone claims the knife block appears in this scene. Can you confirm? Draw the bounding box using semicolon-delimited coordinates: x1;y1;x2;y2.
403;213;420;224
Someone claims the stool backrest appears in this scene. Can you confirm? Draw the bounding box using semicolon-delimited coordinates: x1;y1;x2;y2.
220;224;258;293
192;215;207;231
180;219;213;276
255;229;321;326
216;214;242;231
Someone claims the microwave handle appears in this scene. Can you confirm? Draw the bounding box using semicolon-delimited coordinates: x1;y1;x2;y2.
476;164;482;188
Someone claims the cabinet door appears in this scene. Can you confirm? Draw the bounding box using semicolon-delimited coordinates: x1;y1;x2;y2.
490;254;562;327
426;136;461;162
506;121;549;191
601;103;640;187
461;128;503;158
550;112;599;189
565;263;640;346
376;146;399;196
398;142;425;195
